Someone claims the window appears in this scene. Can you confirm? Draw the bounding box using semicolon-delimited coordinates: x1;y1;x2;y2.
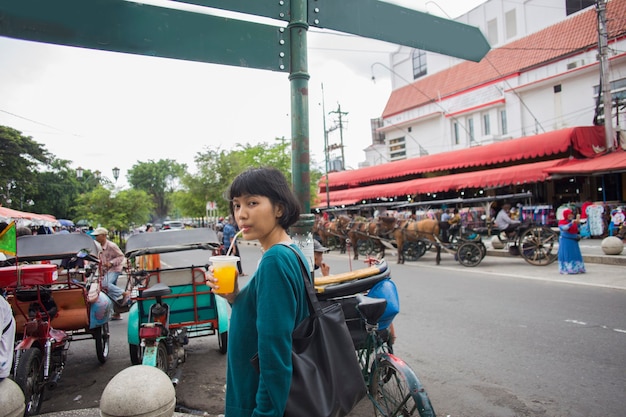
593;77;626;124
412;49;427;79
483;114;491;136
388;137;407;160
566;0;595;16
467;118;475;143
453;122;460;145
505;9;517;39
487;18;498;45
500;110;508;135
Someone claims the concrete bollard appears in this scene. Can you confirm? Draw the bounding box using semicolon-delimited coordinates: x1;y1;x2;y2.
601;236;624;255
490;236;505;249
100;365;176;417
0;378;26;417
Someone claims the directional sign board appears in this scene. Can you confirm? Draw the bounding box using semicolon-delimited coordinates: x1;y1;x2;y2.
167;0;490;62
307;0;490;62
0;0;290;72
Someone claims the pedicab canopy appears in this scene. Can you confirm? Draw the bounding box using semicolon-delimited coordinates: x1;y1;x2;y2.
124;228;220;259
12;233;101;263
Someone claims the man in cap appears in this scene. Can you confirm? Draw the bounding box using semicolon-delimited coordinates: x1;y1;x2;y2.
314;240;330;277
92;227;129;319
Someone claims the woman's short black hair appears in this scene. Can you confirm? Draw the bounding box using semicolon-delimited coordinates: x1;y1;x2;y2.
226;167;302;229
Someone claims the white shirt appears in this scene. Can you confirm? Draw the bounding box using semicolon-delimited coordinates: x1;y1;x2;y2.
1;296;16;379
495;209;520;230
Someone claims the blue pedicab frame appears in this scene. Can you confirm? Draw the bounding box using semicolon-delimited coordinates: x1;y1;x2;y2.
124;228;230;366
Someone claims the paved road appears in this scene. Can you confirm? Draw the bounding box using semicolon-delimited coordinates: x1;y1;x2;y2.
39;236;626;417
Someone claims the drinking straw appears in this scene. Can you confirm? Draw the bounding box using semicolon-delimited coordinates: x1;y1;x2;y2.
226;230;243;257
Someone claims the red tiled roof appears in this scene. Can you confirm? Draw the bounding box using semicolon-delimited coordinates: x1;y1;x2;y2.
321;126;604;189
382;0;626;118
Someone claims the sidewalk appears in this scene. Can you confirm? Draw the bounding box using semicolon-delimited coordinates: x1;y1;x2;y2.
485;235;626;266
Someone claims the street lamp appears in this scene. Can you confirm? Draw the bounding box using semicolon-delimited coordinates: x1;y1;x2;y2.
76;166;84;179
112;167;120;182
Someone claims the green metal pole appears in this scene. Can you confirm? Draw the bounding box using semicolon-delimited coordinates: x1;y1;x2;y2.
289;0;314;267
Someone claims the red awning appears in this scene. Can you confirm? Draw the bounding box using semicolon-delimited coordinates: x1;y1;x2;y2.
318;159;566;204
322;126;605;189
0;207;57;223
546;149;626;175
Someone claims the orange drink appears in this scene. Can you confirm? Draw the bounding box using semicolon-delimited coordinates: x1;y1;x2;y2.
209;256;240;294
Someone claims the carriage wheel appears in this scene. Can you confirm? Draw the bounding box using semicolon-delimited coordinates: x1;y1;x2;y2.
358;239;375;256
457;242;483;267
519;226;558;266
402;241;426;261
477;241;487;259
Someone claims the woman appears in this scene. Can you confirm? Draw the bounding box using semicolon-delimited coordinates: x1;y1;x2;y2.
558;208;586;274
206;167;309;417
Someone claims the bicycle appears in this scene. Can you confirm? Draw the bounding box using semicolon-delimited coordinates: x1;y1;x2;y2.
315;260;436;417
354;294;436;417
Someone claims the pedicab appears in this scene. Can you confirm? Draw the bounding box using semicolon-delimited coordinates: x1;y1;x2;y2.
0;233;113;415
124;228;229;384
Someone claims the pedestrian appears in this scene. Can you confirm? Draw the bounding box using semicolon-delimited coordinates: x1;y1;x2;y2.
557;209;586;274
0;293;16;381
222;216;245;275
314;239;330;276
92;227;129;318
205;167;310;417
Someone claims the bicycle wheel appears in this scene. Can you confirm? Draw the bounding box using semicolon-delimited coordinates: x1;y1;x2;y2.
370;355;436;417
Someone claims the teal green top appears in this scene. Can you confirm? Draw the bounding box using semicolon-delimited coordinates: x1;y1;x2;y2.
225;243;311;417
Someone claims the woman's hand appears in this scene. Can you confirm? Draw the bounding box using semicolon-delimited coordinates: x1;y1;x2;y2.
205;268;239;304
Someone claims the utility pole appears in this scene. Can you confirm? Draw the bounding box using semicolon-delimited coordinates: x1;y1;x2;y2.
329;104;348;170
597;0;614;151
321;84;330;209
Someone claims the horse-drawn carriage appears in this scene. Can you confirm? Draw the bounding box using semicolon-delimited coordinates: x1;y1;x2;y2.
315;215;488;267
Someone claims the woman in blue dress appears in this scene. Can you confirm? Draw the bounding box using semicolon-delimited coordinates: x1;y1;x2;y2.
205;167;309;417
558;208;586;274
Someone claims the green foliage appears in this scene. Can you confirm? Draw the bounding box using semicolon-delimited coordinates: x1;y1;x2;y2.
182;139;292;217
0;126;51;210
127;159;187;221
73;187;154;231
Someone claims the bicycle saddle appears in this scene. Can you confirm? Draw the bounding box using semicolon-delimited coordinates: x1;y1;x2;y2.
141;282;172;298
355;294;387;326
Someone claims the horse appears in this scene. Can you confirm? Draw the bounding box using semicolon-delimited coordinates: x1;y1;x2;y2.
323;214;352;253
346;218;380;260
394;218;441;264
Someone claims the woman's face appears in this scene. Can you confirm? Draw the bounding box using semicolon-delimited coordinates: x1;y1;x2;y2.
232;194;283;244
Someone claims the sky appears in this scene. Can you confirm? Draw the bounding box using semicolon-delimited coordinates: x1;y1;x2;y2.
0;0;486;189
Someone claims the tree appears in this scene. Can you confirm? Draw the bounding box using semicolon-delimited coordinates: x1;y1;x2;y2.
73;187;154;232
127;159;187;221
30;159;82;219
0;126;51;210
181;138;322;218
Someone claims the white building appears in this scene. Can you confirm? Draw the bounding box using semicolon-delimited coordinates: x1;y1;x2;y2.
362;0;625;167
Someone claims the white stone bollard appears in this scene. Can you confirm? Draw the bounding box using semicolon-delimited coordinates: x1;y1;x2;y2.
0;378;26;417
491;236;505;249
100;365;176;417
601;236;624;255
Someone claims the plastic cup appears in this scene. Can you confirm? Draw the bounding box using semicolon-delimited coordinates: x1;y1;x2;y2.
209;255;240;293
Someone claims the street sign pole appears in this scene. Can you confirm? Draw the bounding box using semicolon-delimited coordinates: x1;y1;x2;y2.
289;0;315;270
